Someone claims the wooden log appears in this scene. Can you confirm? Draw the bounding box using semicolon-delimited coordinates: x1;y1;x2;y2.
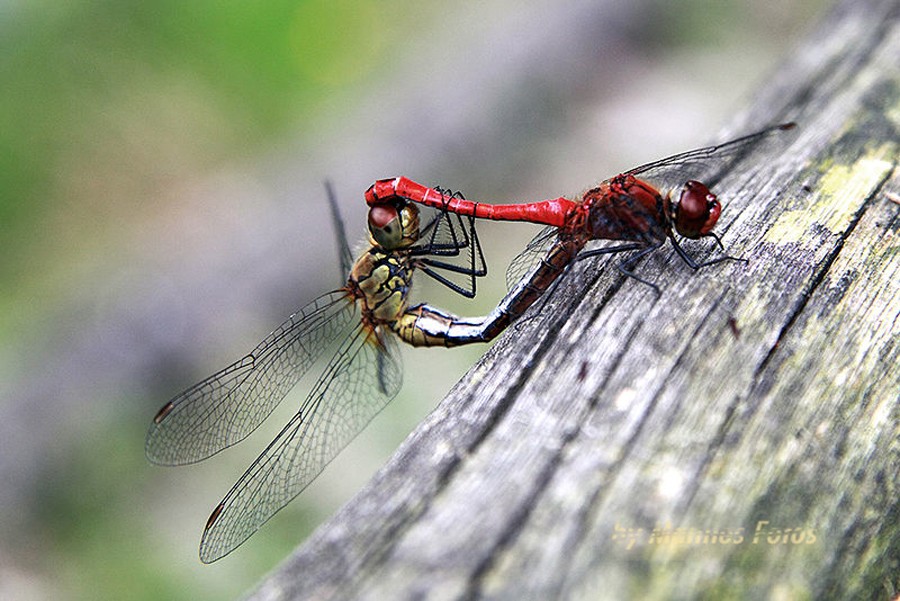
248;0;900;598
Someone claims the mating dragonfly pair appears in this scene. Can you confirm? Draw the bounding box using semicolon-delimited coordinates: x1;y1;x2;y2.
146;122;795;562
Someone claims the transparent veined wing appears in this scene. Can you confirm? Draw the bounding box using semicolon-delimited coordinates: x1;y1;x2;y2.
625;122;796;191
199;322;402;562
146;290;357;465
325;180;354;282
504;225;559;290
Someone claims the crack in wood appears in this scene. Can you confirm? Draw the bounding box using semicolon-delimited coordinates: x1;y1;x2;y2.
753;163;894;380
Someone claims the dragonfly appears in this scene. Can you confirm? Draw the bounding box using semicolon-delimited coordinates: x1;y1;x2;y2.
145;184;536;563
365;122;797;294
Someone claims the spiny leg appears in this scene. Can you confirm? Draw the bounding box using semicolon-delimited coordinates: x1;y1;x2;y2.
413;187;487;298
669;233;747;270
575;242;664;295
614;242;666;296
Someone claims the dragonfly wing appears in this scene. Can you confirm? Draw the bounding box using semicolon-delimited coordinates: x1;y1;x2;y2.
198;323;402;563
505;226;559;290
325;180;354;281
626;123;796;190
145;290;357;466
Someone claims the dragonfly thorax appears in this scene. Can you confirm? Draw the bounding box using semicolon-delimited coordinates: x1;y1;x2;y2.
583;175;669;244
350;247;414;324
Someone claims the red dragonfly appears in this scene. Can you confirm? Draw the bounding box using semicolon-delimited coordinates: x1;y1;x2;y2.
146;185;526;562
365;123;796;294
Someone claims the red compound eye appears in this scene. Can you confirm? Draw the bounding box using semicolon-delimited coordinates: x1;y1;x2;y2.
368;204;398;229
674;180;720;238
367;204;402;249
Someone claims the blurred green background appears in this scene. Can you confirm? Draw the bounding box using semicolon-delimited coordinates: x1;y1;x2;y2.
0;1;826;599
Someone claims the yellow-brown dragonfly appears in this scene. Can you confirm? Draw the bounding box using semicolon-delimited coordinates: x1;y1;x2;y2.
146;184;549;562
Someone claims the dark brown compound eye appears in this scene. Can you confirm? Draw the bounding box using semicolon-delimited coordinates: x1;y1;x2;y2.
368;204;402;249
674;180;720;238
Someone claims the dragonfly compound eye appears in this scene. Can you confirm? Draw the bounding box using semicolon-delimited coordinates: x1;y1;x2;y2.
396;204;420;248
674;180;721;239
368;204;403;249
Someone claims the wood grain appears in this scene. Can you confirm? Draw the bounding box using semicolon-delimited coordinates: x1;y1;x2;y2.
247;0;899;598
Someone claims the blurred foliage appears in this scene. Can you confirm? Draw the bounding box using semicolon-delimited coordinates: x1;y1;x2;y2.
0;1;409;598
34;405;183;601
0;0;400;287
31;400;320;600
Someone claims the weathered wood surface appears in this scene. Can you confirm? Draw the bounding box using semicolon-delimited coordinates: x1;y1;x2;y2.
247;0;900;599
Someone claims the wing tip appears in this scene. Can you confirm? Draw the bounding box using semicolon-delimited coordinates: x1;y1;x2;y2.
153;401;175;424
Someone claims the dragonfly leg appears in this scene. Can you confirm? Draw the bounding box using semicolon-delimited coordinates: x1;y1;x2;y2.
669;234;748;270
574;242;646;262
410;189;488;298
705;231;726;251
574;242;662;295
615;242;666;296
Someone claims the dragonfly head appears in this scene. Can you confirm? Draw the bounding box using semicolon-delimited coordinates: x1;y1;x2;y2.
672;180;721;239
368;200;420;250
